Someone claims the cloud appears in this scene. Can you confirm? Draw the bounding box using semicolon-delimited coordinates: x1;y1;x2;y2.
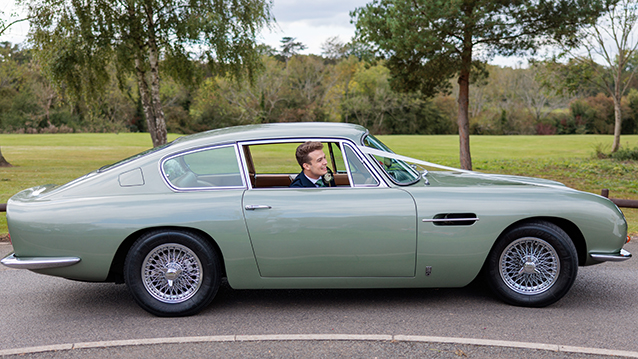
271;0;368;26
261;0;369;54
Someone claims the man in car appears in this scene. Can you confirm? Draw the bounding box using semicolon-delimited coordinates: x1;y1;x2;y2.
290;141;335;188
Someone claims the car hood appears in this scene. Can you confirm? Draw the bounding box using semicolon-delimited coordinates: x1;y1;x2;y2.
357;146;567;189
424;171;567;188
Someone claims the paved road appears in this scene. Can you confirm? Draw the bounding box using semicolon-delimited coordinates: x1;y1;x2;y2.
1;240;637;358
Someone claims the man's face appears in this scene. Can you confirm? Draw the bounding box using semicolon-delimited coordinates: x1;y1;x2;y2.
302;149;328;180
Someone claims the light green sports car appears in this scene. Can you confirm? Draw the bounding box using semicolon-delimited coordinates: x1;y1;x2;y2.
1;123;631;316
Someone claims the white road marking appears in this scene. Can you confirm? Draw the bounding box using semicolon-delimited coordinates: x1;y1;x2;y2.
1;334;637;357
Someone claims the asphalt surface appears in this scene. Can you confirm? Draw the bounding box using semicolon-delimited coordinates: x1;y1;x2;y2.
1;240;637;358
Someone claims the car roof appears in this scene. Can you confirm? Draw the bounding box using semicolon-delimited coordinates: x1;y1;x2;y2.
171;122;369;150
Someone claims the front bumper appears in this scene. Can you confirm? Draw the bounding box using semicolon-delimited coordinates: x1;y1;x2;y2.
590;249;632;263
1;253;81;270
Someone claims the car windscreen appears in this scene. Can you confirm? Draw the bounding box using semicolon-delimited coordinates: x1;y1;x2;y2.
363;135;420;185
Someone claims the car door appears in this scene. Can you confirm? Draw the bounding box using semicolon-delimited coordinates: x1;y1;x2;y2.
242;142;418;278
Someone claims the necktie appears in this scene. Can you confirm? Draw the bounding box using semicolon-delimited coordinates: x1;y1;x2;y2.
316;179;325;187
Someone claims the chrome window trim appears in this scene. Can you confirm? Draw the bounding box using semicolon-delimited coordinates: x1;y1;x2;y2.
159;143;247;192
237;138;387;190
341;143;384;188
360;134;421;186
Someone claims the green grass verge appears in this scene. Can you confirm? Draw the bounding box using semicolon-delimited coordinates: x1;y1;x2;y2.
0;133;636;235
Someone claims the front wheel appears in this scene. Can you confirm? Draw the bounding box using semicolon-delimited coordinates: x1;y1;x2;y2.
124;230;221;316
484;221;578;307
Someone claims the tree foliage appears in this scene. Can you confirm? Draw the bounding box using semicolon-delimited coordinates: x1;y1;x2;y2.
23;0;273;147
2;39;638;153
0;8;30;37
545;0;638;152
0;12;29;167
352;0;609;169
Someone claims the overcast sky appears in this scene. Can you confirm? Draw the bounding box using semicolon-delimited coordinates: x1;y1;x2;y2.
1;0;518;66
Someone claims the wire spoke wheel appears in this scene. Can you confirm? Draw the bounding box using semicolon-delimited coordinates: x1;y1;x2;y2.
485;221;578;307
499;237;559;295
142;243;203;303
125;230;221;316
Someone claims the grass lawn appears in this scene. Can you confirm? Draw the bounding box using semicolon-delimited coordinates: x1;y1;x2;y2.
0;132;636;235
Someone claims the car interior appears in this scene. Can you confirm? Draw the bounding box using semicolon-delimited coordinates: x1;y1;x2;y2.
242;141;351;188
162;140;383;190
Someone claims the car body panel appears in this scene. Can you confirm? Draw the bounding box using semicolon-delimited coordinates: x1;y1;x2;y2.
408;183;628;287
242;187;417;278
7;190;253;281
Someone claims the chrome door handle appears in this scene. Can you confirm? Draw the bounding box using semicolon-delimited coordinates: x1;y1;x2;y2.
245;205;272;210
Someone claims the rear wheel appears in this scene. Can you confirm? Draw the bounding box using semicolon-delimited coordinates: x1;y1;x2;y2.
124;230;221;316
485;221;578;307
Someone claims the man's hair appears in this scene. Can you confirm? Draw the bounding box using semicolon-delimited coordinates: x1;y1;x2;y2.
295;141;323;168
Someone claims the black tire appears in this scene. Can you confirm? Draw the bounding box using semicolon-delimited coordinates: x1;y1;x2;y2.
124;230;221;316
484;221;578;307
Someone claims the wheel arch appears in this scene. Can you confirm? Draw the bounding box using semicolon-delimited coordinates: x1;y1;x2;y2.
106;226;227;283
494;217;587;266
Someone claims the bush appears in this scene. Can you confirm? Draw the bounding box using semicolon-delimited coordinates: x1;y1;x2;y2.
535;122;557;135
625;89;638;134
610;146;638;161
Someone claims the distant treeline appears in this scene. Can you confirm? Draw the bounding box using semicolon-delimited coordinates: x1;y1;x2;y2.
2;41;638;136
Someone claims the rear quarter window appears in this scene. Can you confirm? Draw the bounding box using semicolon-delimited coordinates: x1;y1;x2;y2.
162;145;244;189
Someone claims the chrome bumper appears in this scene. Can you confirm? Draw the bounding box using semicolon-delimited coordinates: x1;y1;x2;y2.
590;249;632;262
1;253;81;269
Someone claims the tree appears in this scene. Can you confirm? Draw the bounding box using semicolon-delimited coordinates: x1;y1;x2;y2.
198;56;288;126
560;0;638;152
352;0;607;169
277;37;307;64
0;11;31;167
24;0;273;147
471;64;568;132
515;65;569;124
0;8;30;36
321;36;349;62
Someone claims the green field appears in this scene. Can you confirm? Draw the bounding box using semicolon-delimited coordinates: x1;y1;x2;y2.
0;133;636;235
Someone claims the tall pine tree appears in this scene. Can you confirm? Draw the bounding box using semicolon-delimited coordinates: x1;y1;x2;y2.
353;0;609;169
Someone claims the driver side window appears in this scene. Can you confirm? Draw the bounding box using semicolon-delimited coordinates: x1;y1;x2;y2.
243;141;352;188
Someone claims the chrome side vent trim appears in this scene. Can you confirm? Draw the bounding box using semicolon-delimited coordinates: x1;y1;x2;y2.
423;213;479;226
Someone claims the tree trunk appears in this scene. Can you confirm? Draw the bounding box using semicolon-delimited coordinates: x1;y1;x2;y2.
456;13;473;171
457;69;472;170
148;36;167;147
612;96;622;153
131;3;167;148
457;35;473;170
135;57;160;147
611;72;622;153
0;147;12;167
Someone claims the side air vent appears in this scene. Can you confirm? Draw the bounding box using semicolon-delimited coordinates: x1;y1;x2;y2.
422;213;479;226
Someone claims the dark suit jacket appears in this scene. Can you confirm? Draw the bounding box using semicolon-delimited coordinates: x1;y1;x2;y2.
289;170;336;188
289;171;315;188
